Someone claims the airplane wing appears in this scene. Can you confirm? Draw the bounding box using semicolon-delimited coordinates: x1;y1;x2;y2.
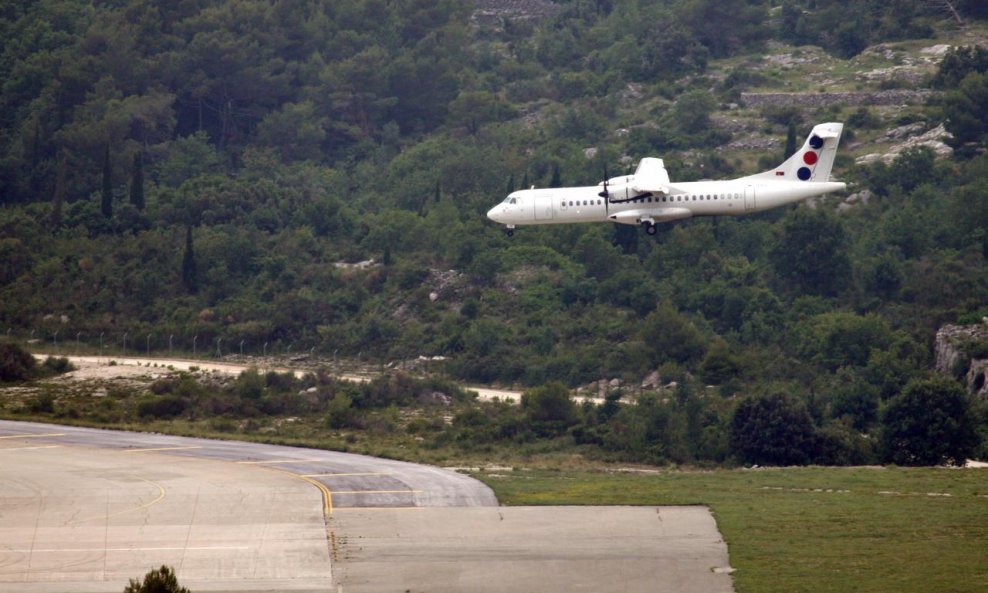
631;158;674;194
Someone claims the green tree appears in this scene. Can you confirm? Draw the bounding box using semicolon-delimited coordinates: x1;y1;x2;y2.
784;120;797;159
942;71;988;157
326;392;355;429
123;565;189;593
521;382;577;436
932;45;988;90
881;376;980;466
642;302;707;366
772;207;851;296
101;143;113;219
0;342;37;382
794;312;892;371
181;225;197;294
699;337;739;385
549;164;562;188
129;152;144;210
51;150;67;230
670;90;716;135
255;101;327;162
730;392;819;466
827;368;880;431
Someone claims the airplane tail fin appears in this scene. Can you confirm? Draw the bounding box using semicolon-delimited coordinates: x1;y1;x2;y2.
745;122;844;182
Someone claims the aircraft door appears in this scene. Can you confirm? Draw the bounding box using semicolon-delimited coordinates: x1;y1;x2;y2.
744;184;756;212
534;195;554;221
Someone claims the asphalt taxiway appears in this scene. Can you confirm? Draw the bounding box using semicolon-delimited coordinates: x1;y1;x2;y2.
0;420;734;593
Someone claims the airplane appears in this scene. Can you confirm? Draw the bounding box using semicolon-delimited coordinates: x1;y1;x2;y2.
487;122;846;236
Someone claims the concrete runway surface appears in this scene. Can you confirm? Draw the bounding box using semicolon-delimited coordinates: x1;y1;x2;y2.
0;420;734;593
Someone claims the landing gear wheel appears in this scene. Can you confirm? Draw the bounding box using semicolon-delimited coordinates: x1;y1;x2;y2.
644;222;657;235
506;228;514;237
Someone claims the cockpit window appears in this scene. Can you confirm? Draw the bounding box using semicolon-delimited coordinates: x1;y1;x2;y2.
509;198;517;204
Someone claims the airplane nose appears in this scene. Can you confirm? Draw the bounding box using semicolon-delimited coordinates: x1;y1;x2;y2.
487;206;504;223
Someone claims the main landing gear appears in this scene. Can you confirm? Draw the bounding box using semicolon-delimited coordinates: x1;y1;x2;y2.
641;219;657;235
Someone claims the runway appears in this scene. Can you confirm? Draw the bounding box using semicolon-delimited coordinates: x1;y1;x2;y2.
0;420;734;593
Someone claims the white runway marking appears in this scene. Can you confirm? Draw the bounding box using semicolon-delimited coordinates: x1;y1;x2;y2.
121;445;202;453
237;458;326;465
8;546;250;553
0;445;62;451
303;472;393;477
0;433;64;439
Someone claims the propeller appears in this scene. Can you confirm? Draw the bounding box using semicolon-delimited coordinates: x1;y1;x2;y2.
597;164;610;215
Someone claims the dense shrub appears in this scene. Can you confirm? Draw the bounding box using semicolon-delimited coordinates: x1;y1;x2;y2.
137;395;188;420
0;342;37;382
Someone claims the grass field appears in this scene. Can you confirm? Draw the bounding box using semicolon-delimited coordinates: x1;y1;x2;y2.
476;466;988;593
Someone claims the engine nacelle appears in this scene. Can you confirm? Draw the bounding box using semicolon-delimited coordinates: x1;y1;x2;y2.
598;175;647;201
608;208;693;225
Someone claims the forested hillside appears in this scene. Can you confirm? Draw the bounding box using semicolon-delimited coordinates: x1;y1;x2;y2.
2;0;988;464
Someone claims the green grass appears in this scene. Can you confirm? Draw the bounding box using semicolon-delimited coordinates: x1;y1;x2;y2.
477;467;988;593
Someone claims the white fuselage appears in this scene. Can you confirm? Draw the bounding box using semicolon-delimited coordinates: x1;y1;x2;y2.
487;179;847;228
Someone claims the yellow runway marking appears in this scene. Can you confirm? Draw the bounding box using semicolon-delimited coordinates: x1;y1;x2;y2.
333;490;421;495
72;477;166;525
236;458;325;465
296;474;334;516
0;445;62;451
333;507;424;511
302;472;392;478
122;445;202;453
0;433;64;439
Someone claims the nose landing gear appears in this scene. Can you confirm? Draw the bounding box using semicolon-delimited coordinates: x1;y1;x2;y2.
505;225;515;237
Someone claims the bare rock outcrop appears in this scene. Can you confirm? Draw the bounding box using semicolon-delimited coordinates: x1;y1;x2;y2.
472;0;561;26
935;323;988;400
855;123;954;165
740;90;934;109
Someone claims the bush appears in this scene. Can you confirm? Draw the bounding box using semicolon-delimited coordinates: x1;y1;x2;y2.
27;392;56;414
521;382;577;437
730;393;819;466
326;392;356;429
137;395;188;420
41;356;75;375
0;342;37;382
881;377;980;466
123;565;189;593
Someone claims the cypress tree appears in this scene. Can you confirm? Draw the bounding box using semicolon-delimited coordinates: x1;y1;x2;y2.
50;150;66;231
101;143;113;219
549;164;562;188
785;120;798;160
129;151;144;210
506;174;515;195
182;226;197;294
